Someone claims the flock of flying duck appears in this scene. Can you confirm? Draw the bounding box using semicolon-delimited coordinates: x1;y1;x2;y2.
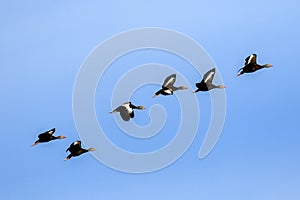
32;54;272;160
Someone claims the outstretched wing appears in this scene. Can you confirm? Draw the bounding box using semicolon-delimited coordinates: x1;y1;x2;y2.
116;106;131;121
120;110;131;121
162;74;176;88
48;128;55;135
38;128;55;139
203;68;215;84
121;102;132;112
68;141;82;152
112;104;129;112
72;141;82;148
112;103;131;121
244;54;257;65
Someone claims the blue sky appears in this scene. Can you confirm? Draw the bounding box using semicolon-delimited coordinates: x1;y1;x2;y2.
1;0;300;199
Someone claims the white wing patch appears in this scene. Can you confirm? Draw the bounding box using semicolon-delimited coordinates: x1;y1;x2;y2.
165;89;172;94
165;77;175;87
247;54;254;65
122;102;132;113
74;141;80;145
204;71;214;83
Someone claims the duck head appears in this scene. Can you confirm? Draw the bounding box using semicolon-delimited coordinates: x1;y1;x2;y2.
179;86;188;90
217;85;226;89
264;64;272;68
88;148;96;152
136;106;146;110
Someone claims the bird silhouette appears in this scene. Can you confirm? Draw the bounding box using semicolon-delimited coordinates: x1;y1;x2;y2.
32;128;66;146
109;102;146;121
153;74;187;98
237;54;272;76
64;141;95;160
193;68;225;93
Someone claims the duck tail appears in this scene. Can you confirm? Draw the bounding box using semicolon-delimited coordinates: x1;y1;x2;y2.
237;68;243;76
64;154;72;161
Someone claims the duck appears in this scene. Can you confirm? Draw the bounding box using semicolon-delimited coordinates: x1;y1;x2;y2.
64;140;96;160
32;128;66;146
64;141;95;160
237;54;272;76
153;74;187;97
193;68;226;93
109;101;146;121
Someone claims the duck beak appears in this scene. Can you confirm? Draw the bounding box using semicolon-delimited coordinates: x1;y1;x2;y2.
152;94;158;98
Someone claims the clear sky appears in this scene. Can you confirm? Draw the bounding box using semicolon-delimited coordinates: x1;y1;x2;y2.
1;0;300;199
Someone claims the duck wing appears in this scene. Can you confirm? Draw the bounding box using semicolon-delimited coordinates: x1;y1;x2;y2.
162;74;176;88
119;108;131;121
48;128;55;134
38;132;52;141
68;141;82;153
112;103;132;121
122;102;133;112
203;68;215;84
38;128;56;138
244;54;257;65
117;106;131;121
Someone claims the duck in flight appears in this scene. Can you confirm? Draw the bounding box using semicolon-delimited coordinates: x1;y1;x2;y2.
32;128;66;146
109;101;146;121
237;54;272;76
193;68;225;93
64;141;95;160
153;74;187;98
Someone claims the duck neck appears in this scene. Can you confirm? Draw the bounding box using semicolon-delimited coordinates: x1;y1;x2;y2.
211;84;224;89
131;104;138;109
81;148;89;154
172;86;186;91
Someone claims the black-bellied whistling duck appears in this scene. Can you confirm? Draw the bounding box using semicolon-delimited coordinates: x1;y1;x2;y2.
109;101;146;121
193;68;225;93
64;141;95;160
237;54;272;76
32;128;66;146
153;74;187;98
